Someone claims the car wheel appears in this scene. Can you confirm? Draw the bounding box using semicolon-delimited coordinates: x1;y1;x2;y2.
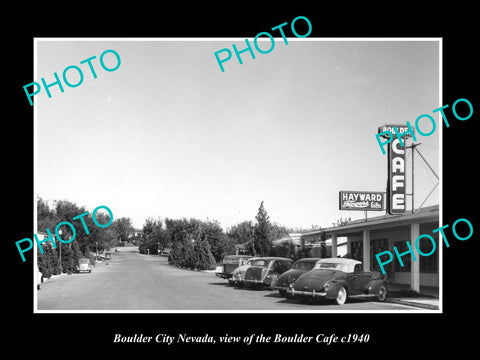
377;285;387;302
335;286;347;305
279;289;287;297
228;279;235;286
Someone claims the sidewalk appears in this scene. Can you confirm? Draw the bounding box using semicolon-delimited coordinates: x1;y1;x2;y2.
386;284;440;310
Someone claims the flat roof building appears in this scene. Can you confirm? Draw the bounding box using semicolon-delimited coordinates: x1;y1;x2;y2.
301;205;439;294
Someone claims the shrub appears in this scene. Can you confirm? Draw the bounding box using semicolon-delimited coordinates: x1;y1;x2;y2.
37;244;59;279
168;238;216;271
194;239;216;270
270;240;296;259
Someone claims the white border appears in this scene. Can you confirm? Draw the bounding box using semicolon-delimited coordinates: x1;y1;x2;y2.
33;37;442;314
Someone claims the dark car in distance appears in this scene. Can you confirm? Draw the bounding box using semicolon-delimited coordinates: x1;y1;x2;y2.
271;258;321;296
244;257;294;288
288;257;387;305
215;255;252;284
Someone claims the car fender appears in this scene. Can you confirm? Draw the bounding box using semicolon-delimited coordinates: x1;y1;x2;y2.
263;271;279;286
325;280;348;300
367;279;387;294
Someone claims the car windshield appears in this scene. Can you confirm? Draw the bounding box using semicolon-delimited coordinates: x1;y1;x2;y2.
252;259;271;267
314;262;346;271
79;259;90;264
293;261;317;270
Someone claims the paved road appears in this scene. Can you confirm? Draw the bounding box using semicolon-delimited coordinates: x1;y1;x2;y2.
37;247;418;311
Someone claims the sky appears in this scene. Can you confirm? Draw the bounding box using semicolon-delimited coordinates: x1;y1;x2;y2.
36;38;440;231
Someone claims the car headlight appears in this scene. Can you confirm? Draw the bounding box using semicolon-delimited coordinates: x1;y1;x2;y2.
265;273;278;284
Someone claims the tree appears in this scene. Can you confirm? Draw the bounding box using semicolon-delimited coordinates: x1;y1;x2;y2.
166;218;198;267
253;201;273;256
165;218;218;269
270;240;296;259
53;200;87;249
270;223;290;241
194;237;216;270
112;217;134;243
37;196;58;231
83;210;116;253
197;220;231;262
37;243;59;278
140;217;169;254
227;221;254;244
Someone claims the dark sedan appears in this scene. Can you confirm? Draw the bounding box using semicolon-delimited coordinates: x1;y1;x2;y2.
244;257;294;288
288;258;387;305
271;257;321;296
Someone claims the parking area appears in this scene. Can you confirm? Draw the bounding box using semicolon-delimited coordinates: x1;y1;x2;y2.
37;249;424;311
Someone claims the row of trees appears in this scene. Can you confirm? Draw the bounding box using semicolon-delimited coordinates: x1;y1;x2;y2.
37;197;328;275
138;201;317;270
138;217;234;270
37;197;135;278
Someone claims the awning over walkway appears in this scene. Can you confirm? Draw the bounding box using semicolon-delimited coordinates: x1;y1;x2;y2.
301;205;439;292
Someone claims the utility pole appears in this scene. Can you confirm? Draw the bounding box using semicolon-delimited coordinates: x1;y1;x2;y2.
58;229;63;274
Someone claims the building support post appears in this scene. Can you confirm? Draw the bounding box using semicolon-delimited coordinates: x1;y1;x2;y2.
363;230;370;272
411;223;420;292
331;234;337;258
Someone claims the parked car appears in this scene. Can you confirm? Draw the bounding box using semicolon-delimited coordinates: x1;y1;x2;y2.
98;252;112;261
159;248;171;257
288;257;387;305
216;255;253;284
231;257;261;286
37;265;43;290
75;258;92;273
244;257;294;289
271;257;321;296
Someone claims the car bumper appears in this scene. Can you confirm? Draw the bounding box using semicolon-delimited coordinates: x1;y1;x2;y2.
271;285;289;291
287;288;327;298
215;272;232;279
244;278;267;286
233;274;246;282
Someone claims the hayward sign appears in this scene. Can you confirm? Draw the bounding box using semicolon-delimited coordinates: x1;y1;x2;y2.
339;191;385;211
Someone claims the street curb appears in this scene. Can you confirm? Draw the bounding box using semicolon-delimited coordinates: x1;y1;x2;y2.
386;298;439;310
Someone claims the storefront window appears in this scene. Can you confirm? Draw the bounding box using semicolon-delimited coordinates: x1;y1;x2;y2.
419;235;438;273
351;242;362;262
370;239;388;272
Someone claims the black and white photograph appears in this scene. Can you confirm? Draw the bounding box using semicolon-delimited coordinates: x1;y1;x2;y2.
32;38;441;313
6;5;478;355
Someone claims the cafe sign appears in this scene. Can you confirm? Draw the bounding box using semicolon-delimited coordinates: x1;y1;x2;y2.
378;124;410;215
339;191;385;211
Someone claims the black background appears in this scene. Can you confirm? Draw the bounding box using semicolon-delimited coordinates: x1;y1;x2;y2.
5;3;477;355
